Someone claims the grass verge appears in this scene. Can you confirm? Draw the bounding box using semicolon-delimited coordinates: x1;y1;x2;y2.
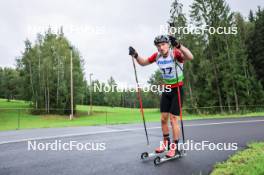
0;98;264;131
211;142;264;175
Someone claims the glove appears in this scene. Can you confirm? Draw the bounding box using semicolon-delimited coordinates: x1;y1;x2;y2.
168;21;175;28
168;35;181;49
129;46;138;59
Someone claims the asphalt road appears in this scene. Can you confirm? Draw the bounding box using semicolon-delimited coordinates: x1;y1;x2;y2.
0;117;264;175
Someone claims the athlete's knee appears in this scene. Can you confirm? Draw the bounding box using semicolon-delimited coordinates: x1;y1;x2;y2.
161;117;168;125
170;115;178;125
161;113;169;124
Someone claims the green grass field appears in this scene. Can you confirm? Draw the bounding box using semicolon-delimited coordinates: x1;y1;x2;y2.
211;142;264;175
0;98;264;131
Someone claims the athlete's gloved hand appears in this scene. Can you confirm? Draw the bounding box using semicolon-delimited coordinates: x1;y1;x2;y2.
169;22;175;28
129;46;138;59
168;35;181;49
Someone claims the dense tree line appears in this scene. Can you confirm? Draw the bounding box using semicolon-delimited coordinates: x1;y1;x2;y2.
159;0;264;113
247;8;264;87
15;28;86;114
0;0;263;114
0;67;22;101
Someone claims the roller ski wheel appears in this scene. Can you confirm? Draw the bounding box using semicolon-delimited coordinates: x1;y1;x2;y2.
154;156;161;165
140;152;149;159
154;150;186;165
140;150;168;160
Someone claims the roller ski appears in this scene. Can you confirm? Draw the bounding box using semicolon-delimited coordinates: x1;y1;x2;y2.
154;143;186;165
141;138;170;160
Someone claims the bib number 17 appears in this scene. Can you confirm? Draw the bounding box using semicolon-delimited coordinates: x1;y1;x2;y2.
161;67;172;75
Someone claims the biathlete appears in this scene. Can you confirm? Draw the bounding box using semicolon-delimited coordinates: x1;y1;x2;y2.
129;35;193;158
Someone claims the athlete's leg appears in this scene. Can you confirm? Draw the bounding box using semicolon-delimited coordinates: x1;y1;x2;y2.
166;87;183;157
170;114;180;142
160;91;171;135
170;86;183;143
165;114;180;157
156;90;172;153
155;112;170;153
161;112;169;135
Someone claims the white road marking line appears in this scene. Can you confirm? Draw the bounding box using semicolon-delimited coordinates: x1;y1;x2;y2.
0;119;264;145
185;119;264;127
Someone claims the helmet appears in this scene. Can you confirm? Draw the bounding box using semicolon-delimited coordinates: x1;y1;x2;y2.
154;35;170;45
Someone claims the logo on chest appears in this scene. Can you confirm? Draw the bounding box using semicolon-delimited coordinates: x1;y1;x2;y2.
157;59;174;65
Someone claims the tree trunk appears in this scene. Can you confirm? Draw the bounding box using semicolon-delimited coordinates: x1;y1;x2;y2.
226;94;232;113
29;61;36;109
225;38;239;112
212;57;224;113
47;74;50;114
56;58;60;106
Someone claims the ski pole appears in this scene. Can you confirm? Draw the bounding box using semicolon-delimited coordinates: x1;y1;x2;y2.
174;62;185;144
131;56;150;145
168;21;186;145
